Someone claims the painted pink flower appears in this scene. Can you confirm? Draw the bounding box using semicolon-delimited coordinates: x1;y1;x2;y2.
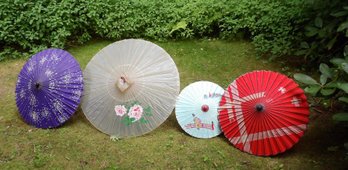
114;105;127;117
128;104;143;121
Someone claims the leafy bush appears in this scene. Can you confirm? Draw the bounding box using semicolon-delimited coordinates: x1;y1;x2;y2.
219;0;307;58
293;0;348;156
0;0;311;61
294;45;348;157
1;0;346;64
294;45;348;122
0;0;98;60
294;0;348;123
294;0;348;64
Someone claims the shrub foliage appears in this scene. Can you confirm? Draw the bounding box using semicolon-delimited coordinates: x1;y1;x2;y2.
293;0;348;124
1;0;347;65
0;0;309;60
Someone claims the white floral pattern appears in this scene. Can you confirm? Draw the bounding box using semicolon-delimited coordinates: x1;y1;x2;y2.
29;94;37;106
49;81;56;90
53;99;63;113
73;90;82;97
19;89;25;99
27;80;32;90
278;87;286;94
45;69;53;77
31;111;38;122
291;97;301;107
70;90;80;102
40;57;47;64
42;107;50;117
51;53;60;61
27;61;35;72
63;74;71;84
57;115;66;123
77;75;83;82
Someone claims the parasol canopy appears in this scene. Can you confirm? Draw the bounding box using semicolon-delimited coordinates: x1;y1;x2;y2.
81;39;180;138
219;70;310;156
175;81;224;138
15;48;83;128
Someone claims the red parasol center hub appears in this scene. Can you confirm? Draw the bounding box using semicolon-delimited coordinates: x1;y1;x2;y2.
255;104;265;112
201;104;209;112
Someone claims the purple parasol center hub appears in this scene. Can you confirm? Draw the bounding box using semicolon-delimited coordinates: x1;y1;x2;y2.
34;82;42;90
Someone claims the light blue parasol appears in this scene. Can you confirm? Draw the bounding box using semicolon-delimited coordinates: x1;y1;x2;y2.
175;81;224;138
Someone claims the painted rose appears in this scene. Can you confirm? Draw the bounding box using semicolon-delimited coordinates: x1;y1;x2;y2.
128;104;143;121
114;105;127;117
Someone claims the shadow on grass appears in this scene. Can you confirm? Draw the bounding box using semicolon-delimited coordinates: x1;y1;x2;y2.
63;106;90;128
276;114;348;169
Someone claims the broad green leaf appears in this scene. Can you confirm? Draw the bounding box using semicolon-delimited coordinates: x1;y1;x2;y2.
327;36;337;50
319;63;332;78
294;50;307;56
337;21;348;32
327;146;339;152
320;74;328;85
344;45;348;57
337;82;348;93
294;73;319;85
320;88;335;96
344;142;348;150
338;97;348;103
304;85;321;96
326;82;338;88
305;26;319;37
300;42;309;49
342;63;348;74
170;21;188;34
314;17;323;28
318;29;327;39
330;58;346;65
333;112;348;122
331;11;348;17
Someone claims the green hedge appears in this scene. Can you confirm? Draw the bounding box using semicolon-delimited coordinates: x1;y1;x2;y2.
0;0;95;59
0;0;311;61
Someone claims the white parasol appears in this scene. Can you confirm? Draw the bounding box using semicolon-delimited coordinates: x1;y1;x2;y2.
81;39;180;138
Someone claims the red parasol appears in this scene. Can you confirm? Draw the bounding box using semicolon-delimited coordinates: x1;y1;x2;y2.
219;70;310;156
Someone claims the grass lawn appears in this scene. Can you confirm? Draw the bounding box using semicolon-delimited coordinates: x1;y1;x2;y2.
0;39;347;169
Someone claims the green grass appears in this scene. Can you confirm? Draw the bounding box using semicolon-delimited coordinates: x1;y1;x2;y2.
0;39;347;169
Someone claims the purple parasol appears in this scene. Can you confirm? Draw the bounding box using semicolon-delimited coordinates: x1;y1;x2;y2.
15;48;83;128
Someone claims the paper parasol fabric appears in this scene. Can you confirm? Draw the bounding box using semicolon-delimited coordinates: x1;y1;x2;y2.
219;70;310;156
15;48;83;128
81;39;180;137
175;81;224;138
